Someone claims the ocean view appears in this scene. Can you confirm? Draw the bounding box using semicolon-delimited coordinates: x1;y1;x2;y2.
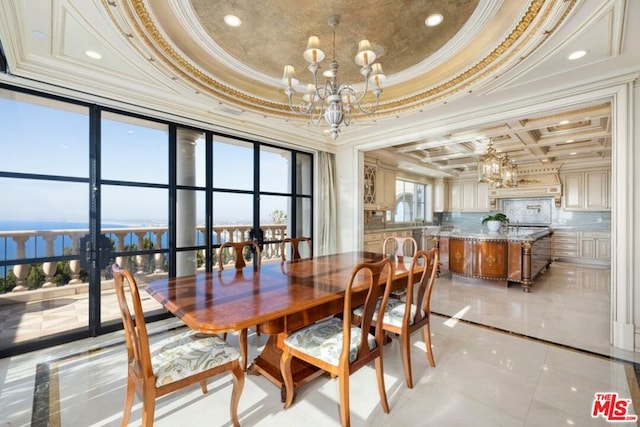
0;219;255;271
0;220;167;274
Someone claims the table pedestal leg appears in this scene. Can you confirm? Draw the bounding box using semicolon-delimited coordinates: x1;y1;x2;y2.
247;334;326;402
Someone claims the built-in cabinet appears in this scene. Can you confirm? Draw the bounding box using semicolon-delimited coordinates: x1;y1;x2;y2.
551;230;579;259
552;229;610;265
364;159;396;210
441;167;610;213
447;180;489;212
579;231;611;261
363;229;412;253
562;169;610;210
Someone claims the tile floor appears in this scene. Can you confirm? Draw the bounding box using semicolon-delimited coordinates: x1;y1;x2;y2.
0;262;639;426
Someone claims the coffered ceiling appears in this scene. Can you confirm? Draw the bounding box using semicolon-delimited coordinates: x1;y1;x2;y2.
372;100;611;178
0;0;637;175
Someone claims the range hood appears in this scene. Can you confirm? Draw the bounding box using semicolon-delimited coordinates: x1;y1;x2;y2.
488;167;562;209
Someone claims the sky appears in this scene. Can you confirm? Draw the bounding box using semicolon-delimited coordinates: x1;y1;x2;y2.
0;93;296;226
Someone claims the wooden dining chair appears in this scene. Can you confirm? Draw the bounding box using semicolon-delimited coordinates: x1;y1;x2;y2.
217;240;262;371
354;248;439;389
112;264;244;427
280;236;312;261
382;236;417;262
218;240;261;271
280;257;394;427
382;236;418;300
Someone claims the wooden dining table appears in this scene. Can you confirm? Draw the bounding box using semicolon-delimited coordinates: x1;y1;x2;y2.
145;251;418;400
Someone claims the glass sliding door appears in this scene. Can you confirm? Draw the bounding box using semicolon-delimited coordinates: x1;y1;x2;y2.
0;90;90;354
259;146;292;261
212;136;255;268
100;112;169;326
295;153;313;239
0;84;315;357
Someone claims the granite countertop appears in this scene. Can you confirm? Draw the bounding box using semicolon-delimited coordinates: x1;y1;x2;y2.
364;225;440;233
548;226;611;232
431;229;552;242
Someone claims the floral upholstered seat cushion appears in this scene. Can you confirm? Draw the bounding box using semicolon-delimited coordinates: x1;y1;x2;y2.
390;288;407;301
150;330;240;387
284;317;376;367
353;297;424;328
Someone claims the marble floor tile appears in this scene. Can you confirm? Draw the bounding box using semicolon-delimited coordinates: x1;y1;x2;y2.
1;262;639;425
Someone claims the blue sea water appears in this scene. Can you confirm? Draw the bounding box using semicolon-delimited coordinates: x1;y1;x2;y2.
0;220;230;276
0;221;173;274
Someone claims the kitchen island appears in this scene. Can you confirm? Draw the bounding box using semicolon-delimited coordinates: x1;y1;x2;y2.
431;229;552;292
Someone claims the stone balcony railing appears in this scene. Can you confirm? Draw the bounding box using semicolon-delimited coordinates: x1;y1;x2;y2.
0;224;287;295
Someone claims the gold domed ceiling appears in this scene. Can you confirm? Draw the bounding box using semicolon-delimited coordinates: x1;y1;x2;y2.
187;0;478;85
112;0;565;120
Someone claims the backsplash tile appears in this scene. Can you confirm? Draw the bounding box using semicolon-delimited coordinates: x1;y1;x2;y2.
438;205;610;231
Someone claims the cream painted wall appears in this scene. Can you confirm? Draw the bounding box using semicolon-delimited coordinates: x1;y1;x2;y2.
335;145;362;253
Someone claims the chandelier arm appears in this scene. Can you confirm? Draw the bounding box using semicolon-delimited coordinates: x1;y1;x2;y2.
323;80;335;98
353;93;381;115
287;94;316;115
308;97;326;125
349;72;381;115
353;70;372;104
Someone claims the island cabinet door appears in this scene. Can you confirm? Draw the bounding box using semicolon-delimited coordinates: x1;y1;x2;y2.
508;242;523;281
474;241;508;278
449;239;475;276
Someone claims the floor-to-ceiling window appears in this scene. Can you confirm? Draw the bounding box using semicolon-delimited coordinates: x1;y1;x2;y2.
0;84;314;357
0;89;91;353
100;112;171;327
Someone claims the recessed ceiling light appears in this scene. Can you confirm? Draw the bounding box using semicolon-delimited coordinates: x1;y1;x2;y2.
570;152;577;155
559;120;570;125
542;159;548;162
224;15;242;27
85;50;102;59
568;50;587;60
566;139;574;143
425;14;444;27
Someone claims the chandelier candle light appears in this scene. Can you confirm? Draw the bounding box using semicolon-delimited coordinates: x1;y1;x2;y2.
282;15;385;140
477;139;518;188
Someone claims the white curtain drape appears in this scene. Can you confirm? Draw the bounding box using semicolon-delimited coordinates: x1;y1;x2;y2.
318;151;337;255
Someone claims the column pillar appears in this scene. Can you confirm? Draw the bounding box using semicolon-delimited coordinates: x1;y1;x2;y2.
176;129;201;276
334;145;361;252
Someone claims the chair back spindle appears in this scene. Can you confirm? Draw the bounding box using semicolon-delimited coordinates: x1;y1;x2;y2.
382;236;417;262
281;236;312;261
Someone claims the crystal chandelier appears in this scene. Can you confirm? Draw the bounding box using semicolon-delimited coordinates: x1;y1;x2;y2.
477;139;518;188
282;15;385;140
